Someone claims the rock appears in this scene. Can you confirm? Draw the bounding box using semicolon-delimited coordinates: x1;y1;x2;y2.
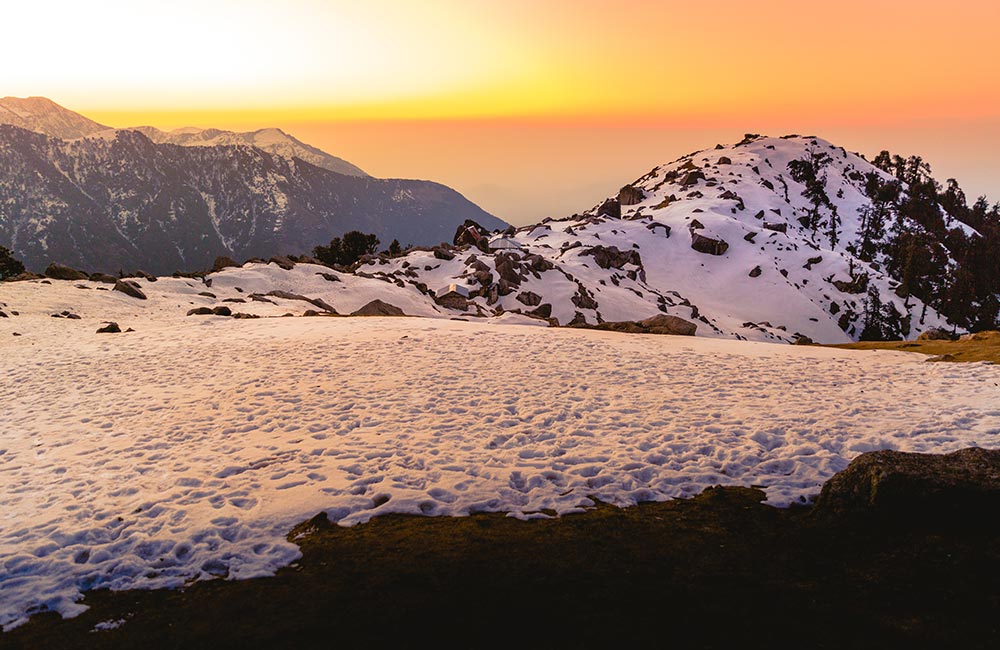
232;312;260;319
792;335;814;345
638;314;698;336
266;291;337;313
571;286;598;310
213;256;240;272
680;170;705;186
618;184;645;206
515;291;542;307
689;219;705;231
351;300;406;317
744;232;757;242
268;256;296;271
803;256;822;270
198;291;217;298
529;303;552;319
187;307;214;316
716;156;732;165
813;448;1000;524
918;328;953;341
317;272;340;282
212;306;232;316
223;298;246;303
44;263;88;281
303;310;321;317
581;245;642;270
749;266;762;278
763;222;787;233
96;322;121;333
113;279;147;300
433;246;456;261
133;270;157;282
596;197;622;219
690;232;729;256
494;255;523;284
89;273;118;284
6;272;44;281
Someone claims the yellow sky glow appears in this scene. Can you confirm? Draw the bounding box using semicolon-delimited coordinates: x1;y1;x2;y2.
6;0;998;125
3;0;999;222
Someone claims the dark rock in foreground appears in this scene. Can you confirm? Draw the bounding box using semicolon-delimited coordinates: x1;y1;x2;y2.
814;447;1000;523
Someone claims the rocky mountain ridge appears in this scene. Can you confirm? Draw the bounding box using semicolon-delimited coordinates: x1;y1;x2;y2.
0;99;506;274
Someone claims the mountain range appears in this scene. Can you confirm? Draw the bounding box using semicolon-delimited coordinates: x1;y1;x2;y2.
0;97;506;274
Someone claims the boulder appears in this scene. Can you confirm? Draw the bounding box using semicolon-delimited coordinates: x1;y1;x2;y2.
580;245;643;270
638;314;698;336
716;156;732;165
132;270;157;282
494;255;523;284
213;256;240;272
617;184;645;206
44;263;88;281
212;306;232;316
187;307;214;316
433;246;456;261
918;328;953;341
749;266;762;278
680;170;705;186
268;256;296;271
113;279;147;300
813;448;1000;524
96;322;121;334
351;300;406;317
529;303;552;319
763;222;787;233
515;291;542;307
266;291;337;313
89;272;118;284
596;198;621;219
690;232;729;256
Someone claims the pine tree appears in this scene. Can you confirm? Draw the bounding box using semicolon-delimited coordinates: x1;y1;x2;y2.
0;245;25;280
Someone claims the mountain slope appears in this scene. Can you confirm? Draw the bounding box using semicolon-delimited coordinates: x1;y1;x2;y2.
0;97;109;140
128;126;368;177
342;134;979;343
0;126;506;274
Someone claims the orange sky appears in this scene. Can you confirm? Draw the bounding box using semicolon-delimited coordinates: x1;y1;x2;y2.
5;0;1000;222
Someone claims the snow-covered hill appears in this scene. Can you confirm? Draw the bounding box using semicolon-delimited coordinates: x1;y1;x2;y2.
340;134;962;343
125;125;368;177
0;96;108;140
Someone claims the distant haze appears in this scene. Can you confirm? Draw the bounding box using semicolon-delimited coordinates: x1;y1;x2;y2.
245;117;1000;226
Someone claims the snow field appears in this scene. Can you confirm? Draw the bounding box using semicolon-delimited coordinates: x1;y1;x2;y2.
1;306;999;629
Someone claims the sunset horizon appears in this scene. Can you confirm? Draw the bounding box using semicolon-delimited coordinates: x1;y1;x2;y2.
4;2;1000;646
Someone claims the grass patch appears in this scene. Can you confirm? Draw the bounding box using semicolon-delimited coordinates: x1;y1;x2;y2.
830;331;1000;364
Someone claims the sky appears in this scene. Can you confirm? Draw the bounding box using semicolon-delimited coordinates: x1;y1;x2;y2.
3;0;999;224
